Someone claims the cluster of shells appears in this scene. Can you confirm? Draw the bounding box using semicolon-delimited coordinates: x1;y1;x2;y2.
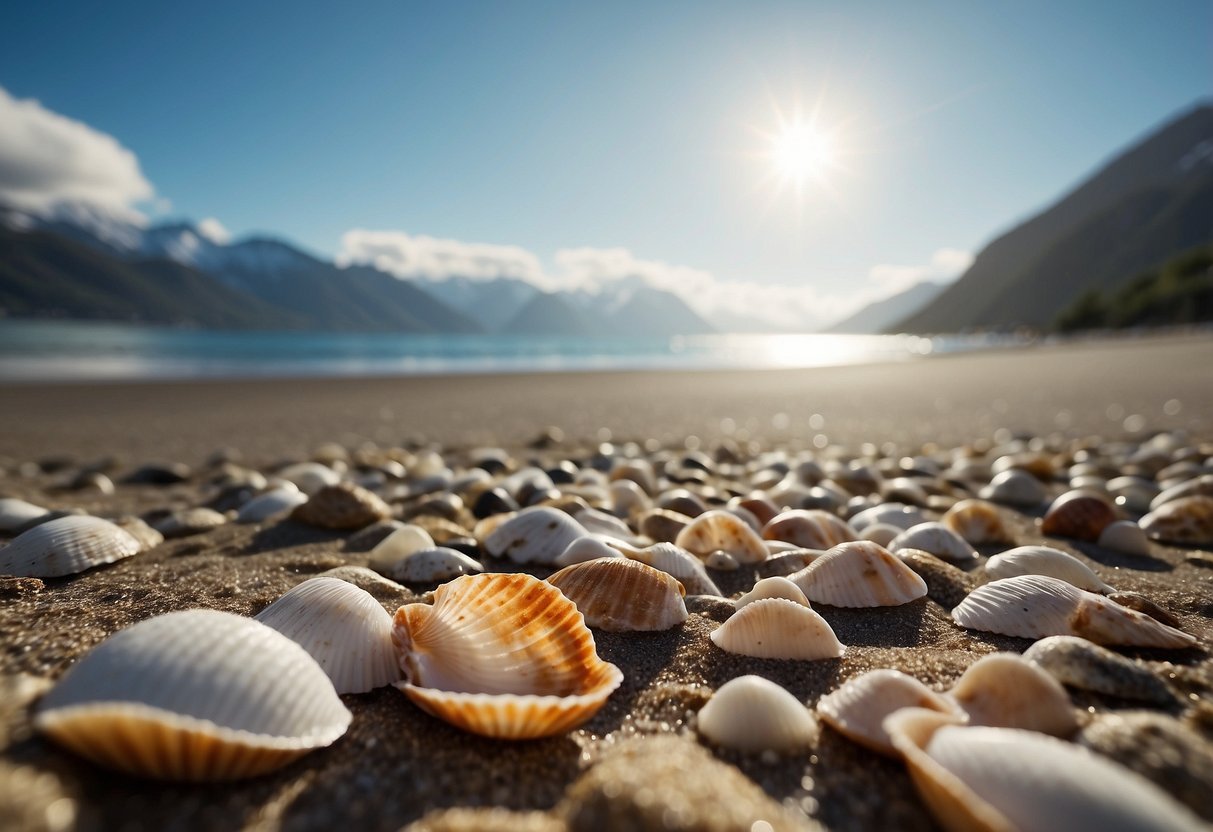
1;428;1211;829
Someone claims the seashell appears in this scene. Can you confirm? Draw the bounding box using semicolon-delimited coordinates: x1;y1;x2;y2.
848;503;926;533
291;483;391;531
574;507;635;540
764;539;803;555
609;479;651;517
734;576;809;611
554;535;625;567
674;510;768;563
34;609;351;780
732;495;779;526
391;573;622;738
318;565;410;602
1097;520;1151;556
368;524;436;572
383;547;484;583
638;508;691;543
859;522;903;547
235;487;308;524
484;506;590;565
696;675;815;753
254;577;401;694
1149;474;1213;511
1107;475;1160;513
790;541;927;608
277;461;341;495
984;546;1114;593
941;499;1012;545
609;541;721;596
709;598;843;660
755;549;823;578
609;459;657;496
952;575;1195;648
979;468;1046;507
949;653;1078;737
345;519;405;552
153;507;227;538
0;515;140;578
1139;495;1213;546
409;515;474;545
888;522;978;563
1107;591;1180;628
761;509;854;550
112;515;164;551
0;498;50;533
548;558;686;631
898;549;975;610
1023;636;1175;705
886;709;1205;832
817;669;962;756
705;551;739;571
1040;490;1118;542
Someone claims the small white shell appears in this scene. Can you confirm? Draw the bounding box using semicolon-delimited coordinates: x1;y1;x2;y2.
949;653;1078;737
952;575;1195;649
573;507;635;541
235;488;308;523
979;469;1046;507
35;609;351;780
817;669;962;756
734;577;810;611
984;546;1114;593
859;522;903;547
674;510;768;563
888;523;978;563
697;675;816;753
277;461;341;495
609;541;722;596
555;535;625;567
710;598;844;660
1097;521;1151;556
0;515;141;578
0;498;50;533
849;503;927;533
791;541;927;608
484;507;590;564
254;577;401;694
383;547;484;583
367;525;436;573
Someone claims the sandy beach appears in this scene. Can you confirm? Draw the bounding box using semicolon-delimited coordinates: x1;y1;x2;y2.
1;333;1211;832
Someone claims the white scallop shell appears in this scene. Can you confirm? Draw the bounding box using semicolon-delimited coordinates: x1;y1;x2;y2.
277;461;341;495
674;510;768;564
608;541;722;596
817;669;962;757
710;598;844;660
1096;521;1151;556
0;498;50;533
235;488;308;523
734;576;810;611
254;577;401;694
790;541;927;608
949;653;1077;737
849;503;927;533
888;523;978;563
984;546;1114;593
952;575;1195;648
0;515;141;578
555;535;625;567
484;507;590;564
34;609;351;780
697;675;816;753
380;547;483;583
367;525;436;573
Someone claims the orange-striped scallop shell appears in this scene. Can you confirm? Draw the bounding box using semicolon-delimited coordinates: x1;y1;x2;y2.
548;558;687;632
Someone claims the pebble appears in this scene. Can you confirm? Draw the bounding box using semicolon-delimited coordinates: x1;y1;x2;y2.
897;548;974;610
1024;635;1175;705
122;462;191;485
291;483;391;530
151;507;227;538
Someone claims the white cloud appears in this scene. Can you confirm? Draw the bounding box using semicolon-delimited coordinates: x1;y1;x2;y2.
868;247;974;294
197;217;231;245
0;85;154;223
337;229;546;284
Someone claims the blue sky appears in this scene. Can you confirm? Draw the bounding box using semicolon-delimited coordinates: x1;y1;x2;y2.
0;1;1209;325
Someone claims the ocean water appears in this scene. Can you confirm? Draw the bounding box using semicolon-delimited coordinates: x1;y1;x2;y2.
0;320;1022;381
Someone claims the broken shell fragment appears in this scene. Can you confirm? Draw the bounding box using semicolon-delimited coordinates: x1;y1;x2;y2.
984;546;1114;593
790;541;927;608
1139;495;1213;546
734;576;810;611
697;675;815;753
709;598;843;660
817;669;962;757
949;653;1078;737
548;558;687;632
484;506;590;565
675;510;768;563
941;499;1012;545
888;523;978;564
761;509;854;550
0;515;141;578
1040;490;1118;542
1023;636;1175;705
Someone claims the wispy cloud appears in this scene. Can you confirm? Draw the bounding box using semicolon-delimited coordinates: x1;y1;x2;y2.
197;217;231;245
337;229;546;284
868;247;974;294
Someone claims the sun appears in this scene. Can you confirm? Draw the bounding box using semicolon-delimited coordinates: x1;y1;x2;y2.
770;122;837;186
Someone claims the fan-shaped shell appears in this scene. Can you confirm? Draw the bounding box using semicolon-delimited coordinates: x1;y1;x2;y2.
254;577;400;694
555;535;625;567
391;573;622;738
885;709;1205;832
984;546;1113;593
1040;490;1118;542
709;598;843;660
0;498;50;533
979;469;1046;507
235;488;307;523
548;558;687;632
941;499;1012;545
888;523;978;563
34;609;351;780
674;510;768;564
484;507;590;564
1140;495;1213;546
817;669;962;757
849;503;927;533
790;541;927;608
1024;636;1175;705
949;653;1077;737
761;510;854;550
609;541;722;595
0;515;141;578
697;675;816;752
952;575;1195;648
734;576;810;611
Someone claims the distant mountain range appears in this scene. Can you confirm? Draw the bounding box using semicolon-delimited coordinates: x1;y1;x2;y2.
821;280;943;334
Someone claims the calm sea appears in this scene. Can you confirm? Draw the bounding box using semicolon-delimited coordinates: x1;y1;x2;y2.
0;320;1022;381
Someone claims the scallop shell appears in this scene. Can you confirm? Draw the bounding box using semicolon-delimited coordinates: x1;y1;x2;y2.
761;510;854;550
888;523;978;563
254;577;401;694
34;609;351;780
1040;490;1118;542
548;558;687;632
817;669;962;757
484;507;590;564
235;488;308;524
949;653;1078;737
554;535;625;567
0;515;141;578
368;524;437;572
979;469;1046;507
608;541;722;596
941;499;1012;545
709;598;843;660
734;576;810;611
1023;636;1175;705
984;545;1114;593
952;575;1195;648
1097;520;1151;556
391;573;622;738
848;503;927;533
885;709;1205;832
674;510;768;564
697;675;816;753
0;498;50;533
1139;495;1213;546
383;548;484;583
790;541;927;608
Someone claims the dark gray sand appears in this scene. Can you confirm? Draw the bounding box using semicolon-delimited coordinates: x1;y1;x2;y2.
1;333;1211;831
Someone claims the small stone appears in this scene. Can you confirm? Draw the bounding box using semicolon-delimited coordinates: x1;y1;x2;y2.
123;462;192;485
291;483;391;530
898;548;974;610
152;507;227;538
472;487;520;520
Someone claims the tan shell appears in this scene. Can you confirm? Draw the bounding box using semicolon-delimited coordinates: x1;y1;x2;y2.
949;653;1078;737
888;523;978;563
291;483;391;530
675;510;768;563
391;573;622;738
484;507;590;565
1024;636;1175;705
859;522;903;547
548;558;687;631
761;510;854;550
1140;495;1213;546
790;541;927;608
1096;521;1151;556
1040;490;1118;542
952;575;1195;649
0;515;141;578
941;499;1012;545
709;598;843;660
817;669;962;757
367;524;436;573
609;541;722;596
979;469;1046;507
984;546;1114;593
697;675;816;753
734;576;810;611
